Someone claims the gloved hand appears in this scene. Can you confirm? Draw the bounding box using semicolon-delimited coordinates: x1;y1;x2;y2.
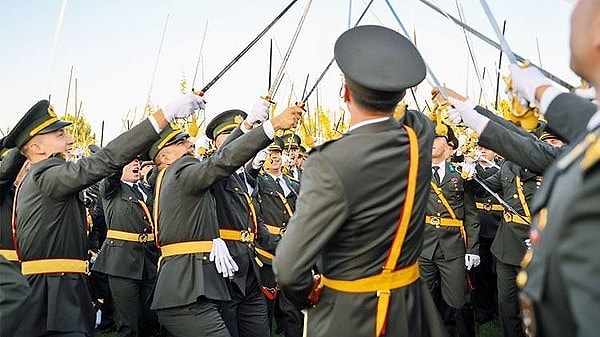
465;254;481;270
246;99;270;126
447;97;490;135
460;158;477;180
282;153;294;168
162;93;207;122
252;149;269;169
508;63;551;104
210;238;239;278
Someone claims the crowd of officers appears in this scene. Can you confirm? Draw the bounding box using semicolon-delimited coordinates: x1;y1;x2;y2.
1;20;600;337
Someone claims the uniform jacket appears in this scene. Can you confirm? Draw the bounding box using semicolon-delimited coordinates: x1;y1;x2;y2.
13;119;159;336
518;93;600;337
0;149;26;255
274;112;445;337
211;126;280;295
473;163;502;239
151;125;274;310
92;174;158;280
421;161;479;260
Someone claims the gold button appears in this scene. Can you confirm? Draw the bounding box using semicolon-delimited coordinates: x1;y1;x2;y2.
513;194;518;199
203;256;208;260
516;270;528;288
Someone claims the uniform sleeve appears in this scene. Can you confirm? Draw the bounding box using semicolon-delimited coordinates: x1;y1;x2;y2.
0;149;27;203
545;93;596;143
273;152;349;308
558;164;600;337
36;119;159;199
181;126;271;194
463;183;479;255
479;120;561;175
0;255;31;337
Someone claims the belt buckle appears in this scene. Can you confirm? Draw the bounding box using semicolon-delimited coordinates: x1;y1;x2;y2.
483;203;492;211
519;292;536;337
430;216;440;226
279;227;286;236
240;230;252;243
504;212;512;222
138;233;148;243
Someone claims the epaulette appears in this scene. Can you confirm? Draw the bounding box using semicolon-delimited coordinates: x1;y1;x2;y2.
582;133;600;171
310;138;341;153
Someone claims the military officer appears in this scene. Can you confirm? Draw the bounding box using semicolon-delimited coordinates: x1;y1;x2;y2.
471;146;503;324
149;101;301;337
444;71;596;337
4;94;204;337
273;25;445;337
206;108;281;337
278;132;303;181
92;157;160;336
247;141;302;337
499;8;600;333
420;124;479;337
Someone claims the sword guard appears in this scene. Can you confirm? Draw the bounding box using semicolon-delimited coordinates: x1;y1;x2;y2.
192;88;205;97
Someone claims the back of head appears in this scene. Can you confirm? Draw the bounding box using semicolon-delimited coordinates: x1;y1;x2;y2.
334;25;426;113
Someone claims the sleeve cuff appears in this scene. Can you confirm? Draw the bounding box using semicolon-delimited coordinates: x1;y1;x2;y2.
538;87;563;115
147;115;163;134
262;120;275;139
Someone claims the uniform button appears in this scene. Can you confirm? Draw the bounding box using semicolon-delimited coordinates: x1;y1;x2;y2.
437;200;441;203
234;188;239;191
513;194;518;199
203;256;208;261
516;271;528;288
436;213;441;216
435;225;440;229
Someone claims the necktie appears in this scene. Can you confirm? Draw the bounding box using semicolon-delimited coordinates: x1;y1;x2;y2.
433;166;441;185
132;183;145;201
275;177;285;194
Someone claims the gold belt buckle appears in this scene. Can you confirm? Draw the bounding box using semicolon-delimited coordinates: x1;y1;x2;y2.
430;216;441;226
504;212;512;222
138;233;148;243
519;292;537;337
483;203;492;211
240;230;252;243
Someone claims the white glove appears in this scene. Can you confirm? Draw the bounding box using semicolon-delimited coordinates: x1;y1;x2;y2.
210;238;239;278
465;254;481;270
461;160;477;180
162;93;207;122
252;149;269;169
447;97;490;135
524;238;532;249
575;87;596;100
246;99;270;125
508;63;552;104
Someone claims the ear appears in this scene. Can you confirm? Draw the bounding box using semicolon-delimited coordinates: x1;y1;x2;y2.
343;84;351;103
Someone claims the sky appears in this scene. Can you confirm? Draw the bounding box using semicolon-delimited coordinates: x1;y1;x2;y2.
0;0;576;145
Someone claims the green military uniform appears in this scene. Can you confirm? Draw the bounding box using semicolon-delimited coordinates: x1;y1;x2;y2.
5;100;162;336
509;93;599;337
207;110;278;337
274;25;445;337
471;162;503;323
0;147;27;263
0;254;31;336
473;104;575;337
92;171;159;336
247;144;302;337
150;122;277;337
420;151;479;337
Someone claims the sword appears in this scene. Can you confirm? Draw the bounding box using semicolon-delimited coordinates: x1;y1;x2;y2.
301;0;375;105
266;0;313;103
418;0;575;91
478;0;517;64
472;176;531;225
384;0;449;98
198;0;299;94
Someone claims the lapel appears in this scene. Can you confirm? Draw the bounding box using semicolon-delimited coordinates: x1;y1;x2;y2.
120;182;137;202
438;161;454;187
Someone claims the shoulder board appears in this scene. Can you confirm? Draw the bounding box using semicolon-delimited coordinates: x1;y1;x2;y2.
310;138;341;153
582;134;600;171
